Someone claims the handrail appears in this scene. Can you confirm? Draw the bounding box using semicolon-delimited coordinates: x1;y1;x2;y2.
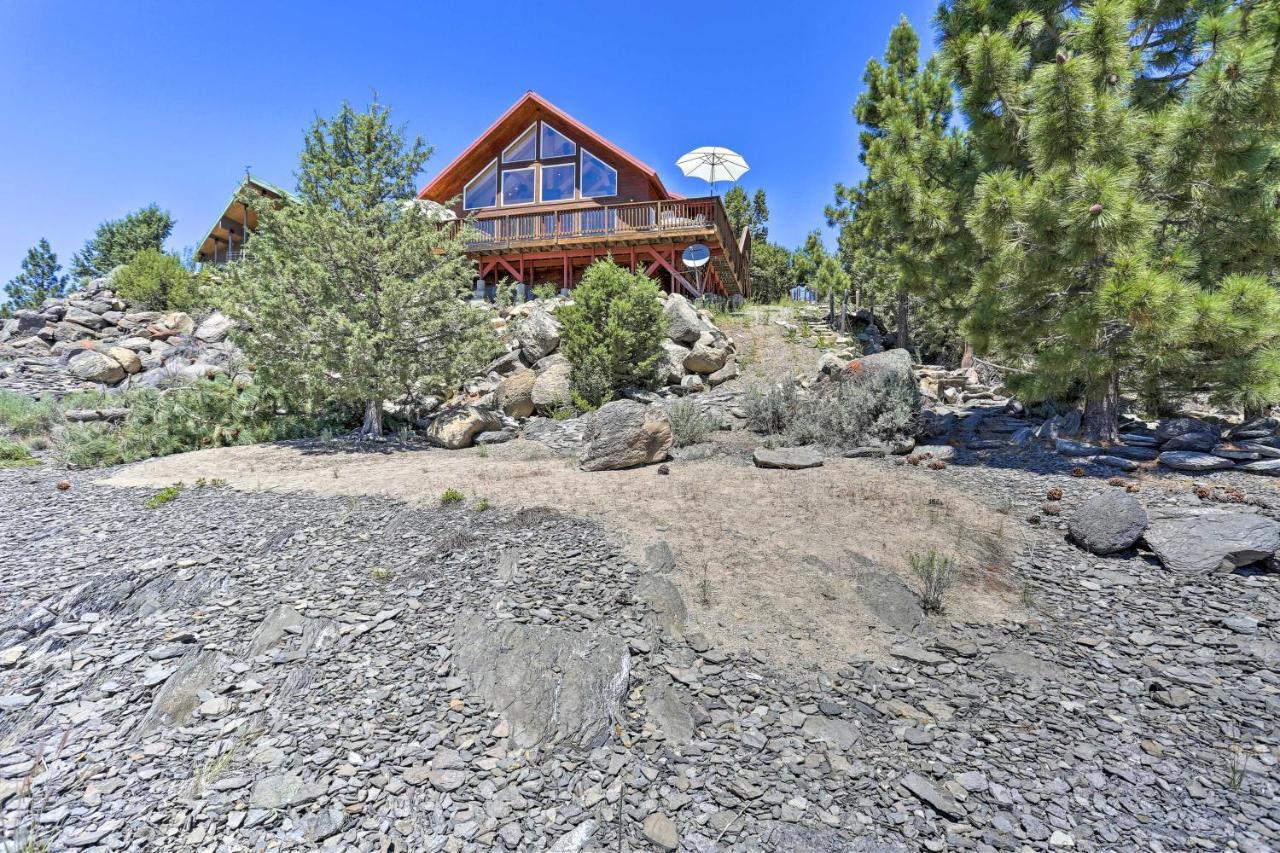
449;197;726;250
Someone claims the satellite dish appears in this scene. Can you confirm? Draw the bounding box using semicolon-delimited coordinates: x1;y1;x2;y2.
682;243;711;269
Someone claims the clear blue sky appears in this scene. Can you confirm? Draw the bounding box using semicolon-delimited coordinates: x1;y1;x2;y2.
0;1;941;284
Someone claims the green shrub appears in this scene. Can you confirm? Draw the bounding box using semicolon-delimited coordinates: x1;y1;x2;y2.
0;438;37;468
909;549;956;614
145;484;183;508
440;488;464;505
55;377;351;468
745;368;918;449
557;259;666;408
668;399;716;447
0;391;60;437
533;282;558;300
112;249;197;311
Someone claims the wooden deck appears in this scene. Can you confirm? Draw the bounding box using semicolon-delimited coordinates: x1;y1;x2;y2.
447;197;750;296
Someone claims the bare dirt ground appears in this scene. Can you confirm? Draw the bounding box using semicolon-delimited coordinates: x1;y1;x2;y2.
103;435;1025;670
101;309;1026;670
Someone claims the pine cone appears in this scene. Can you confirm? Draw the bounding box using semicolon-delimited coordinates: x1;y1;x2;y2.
1089;203;1104;217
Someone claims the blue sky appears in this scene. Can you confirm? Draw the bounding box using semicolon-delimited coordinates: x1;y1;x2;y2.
0;0;941;284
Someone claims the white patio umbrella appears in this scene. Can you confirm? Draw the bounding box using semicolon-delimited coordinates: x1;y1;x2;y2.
676;146;749;195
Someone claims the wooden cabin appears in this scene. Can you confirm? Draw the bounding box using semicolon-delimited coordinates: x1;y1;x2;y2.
195;175;294;265
418;92;751;298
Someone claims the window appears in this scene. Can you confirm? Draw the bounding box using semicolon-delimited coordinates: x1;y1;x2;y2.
540;122;576;158
502;167;535;206
464;160;498;210
503;123;536;162
541;163;575;202
580;149;617;198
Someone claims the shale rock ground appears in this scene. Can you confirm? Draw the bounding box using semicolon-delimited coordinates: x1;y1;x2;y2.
2;443;1279;851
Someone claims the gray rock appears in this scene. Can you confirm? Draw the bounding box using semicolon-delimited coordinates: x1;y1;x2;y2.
425;406;500;450
683;342;728;375
516;308;560;362
250;773;327;810
707;357;740;387
642;812;680;851
1156;417;1219;442
753;446;824;470
1093;455;1139;472
1240;459;1280;476
67;350;125;384
531;354;573;413
578;400;673;471
453;614;630;749
900;771;964;820
1143;507;1280;572
1068;492;1148;555
63;306;110;330
1056;438;1101;457
853;565;923;632
139;651;221;734
1158;451;1235;471
1108;444;1159;461
645;679;694;748
637;574;686;637
496;367;536;418
1162;432;1218;453
194;311;235;343
663;293;707;344
657;340;690;385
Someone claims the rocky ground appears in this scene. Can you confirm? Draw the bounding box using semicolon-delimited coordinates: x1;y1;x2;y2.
2;444;1277;852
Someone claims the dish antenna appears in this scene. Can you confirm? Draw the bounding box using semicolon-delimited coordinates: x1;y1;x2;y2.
681;243;711;296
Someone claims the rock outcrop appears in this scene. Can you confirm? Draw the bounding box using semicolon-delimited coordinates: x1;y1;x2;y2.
579;400;674;471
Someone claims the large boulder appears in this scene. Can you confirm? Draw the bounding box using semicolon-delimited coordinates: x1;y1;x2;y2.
1143;507;1280;572
425;406;500;449
516;308;561;363
67;350;125;384
453;614;630;749
495;367;537;418
853;347;915;383
1068;492;1148;555
1161;432;1218;453
51;321;97;343
682;341;728;375
663;293;707;344
106;346;142;374
579;400;673;471
194;311;235;343
531;354;573;414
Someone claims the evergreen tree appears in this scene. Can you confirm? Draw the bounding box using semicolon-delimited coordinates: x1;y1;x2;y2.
749;241;794;303
216;100;498;437
940;0;1280;435
5;239;68;311
71;204;174;279
723;186;771;242
829;16;976;353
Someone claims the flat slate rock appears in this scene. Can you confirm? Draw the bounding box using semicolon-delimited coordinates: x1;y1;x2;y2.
1240;458;1280;476
1143;507;1280;572
753;446;824;469
1158;450;1235;471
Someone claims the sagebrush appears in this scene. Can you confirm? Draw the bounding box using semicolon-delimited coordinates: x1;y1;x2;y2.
668;399;717;447
745;367;917;448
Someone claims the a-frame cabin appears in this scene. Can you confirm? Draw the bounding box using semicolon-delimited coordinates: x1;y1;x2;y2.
418;92;751;298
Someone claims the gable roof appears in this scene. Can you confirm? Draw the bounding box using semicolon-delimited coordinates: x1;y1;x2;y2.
195;175;296;262
418;91;674;203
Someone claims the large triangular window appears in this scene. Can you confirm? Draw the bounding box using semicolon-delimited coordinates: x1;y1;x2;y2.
463;160;498;210
503;123;536;163
580;149;617;198
540;122;576;159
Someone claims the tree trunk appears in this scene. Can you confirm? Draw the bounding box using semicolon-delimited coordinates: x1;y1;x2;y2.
839;290;849;333
960;340;974;370
1083;382;1120;443
895;288;909;351
828;291;836;329
361;399;384;439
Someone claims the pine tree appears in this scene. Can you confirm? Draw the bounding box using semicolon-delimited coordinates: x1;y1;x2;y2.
71;205;174;279
940;0;1280;436
5;239;68;311
216;101;499;437
829;16;976;353
722;186;770;242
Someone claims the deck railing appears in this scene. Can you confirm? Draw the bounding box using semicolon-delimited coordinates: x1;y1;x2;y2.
446;196;748;294
449;197;718;249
